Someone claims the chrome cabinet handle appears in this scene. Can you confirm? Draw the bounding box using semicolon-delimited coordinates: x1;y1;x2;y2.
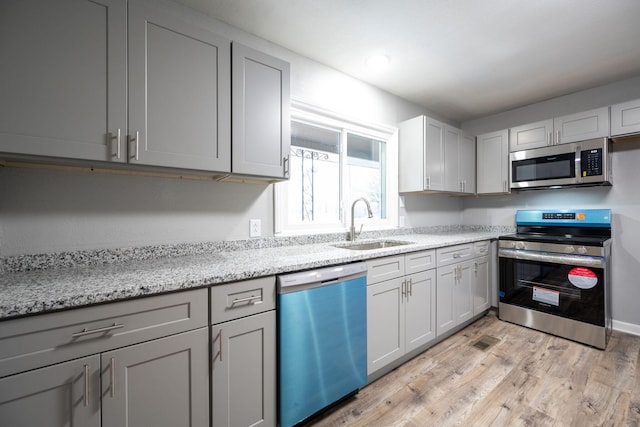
72;323;124;338
283;156;290;179
453;253;461;259
408;278;413;297
110;357;116;398
401;280;406;298
214;330;223;362
230;295;262;305
556;130;561;144
426;176;430;189
129;131;139;161
109;129;121;159
83;364;90;407
548;132;552;145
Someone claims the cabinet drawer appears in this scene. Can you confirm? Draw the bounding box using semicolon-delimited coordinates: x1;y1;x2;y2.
0;288;208;378
436;244;473;267
211;276;275;324
366;255;405;285
473;241;490;258
405;250;436;274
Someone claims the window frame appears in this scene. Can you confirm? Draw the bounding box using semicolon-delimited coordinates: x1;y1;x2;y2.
274;99;398;235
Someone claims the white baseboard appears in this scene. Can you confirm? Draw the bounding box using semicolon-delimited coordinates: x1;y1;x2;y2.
612;319;640;337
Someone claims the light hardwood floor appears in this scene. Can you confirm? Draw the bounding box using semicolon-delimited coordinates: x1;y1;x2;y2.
307;314;640;427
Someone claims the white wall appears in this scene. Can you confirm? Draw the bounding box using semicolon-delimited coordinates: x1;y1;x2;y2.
461;78;640;329
0;1;456;257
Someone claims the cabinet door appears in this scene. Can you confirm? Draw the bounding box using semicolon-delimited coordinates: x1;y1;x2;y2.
404;270;436;353
232;43;291;178
554;107;609;144
509;119;553;151
459;133;476;194
611;99;640;136
473;256;491;315
0;0;126;162
128;0;231;172
0;355;100;427
211;311;276;427
443;126;460;192
398;115;426;193
101;328;209;427
456;260;474;324
424;118;446;191
477;129;509;194
436;266;456;336
367;277;405;374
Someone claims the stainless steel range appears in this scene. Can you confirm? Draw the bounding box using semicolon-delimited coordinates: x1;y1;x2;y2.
498;209;612;349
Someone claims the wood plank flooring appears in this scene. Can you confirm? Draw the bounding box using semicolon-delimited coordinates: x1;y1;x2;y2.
306;314;640;427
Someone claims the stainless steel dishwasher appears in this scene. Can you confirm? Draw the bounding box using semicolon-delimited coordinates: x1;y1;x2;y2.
277;262;367;427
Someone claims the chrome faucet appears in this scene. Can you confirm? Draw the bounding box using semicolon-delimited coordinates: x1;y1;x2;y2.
349;198;374;241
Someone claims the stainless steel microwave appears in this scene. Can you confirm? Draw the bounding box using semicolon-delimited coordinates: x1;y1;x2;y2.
510;138;612;190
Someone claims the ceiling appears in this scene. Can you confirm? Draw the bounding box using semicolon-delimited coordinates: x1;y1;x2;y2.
176;0;640;123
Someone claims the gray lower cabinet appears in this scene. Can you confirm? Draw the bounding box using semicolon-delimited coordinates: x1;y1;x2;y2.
210;277;276;427
231;43;291;179
0;355;101;426
436;241;492;336
366;251;436;375
0;288;209;426
101;327;209;427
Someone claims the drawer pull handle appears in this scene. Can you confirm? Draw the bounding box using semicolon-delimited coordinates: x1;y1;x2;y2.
231;295;262;306
110;357;116;398
453;253;461;259
83;364;90;407
72;323;124;338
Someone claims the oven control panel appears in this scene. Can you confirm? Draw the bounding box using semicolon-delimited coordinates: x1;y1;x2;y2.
542;212;576;220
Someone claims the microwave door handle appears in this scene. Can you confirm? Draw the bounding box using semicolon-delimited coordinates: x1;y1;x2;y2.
498;249;605;268
575;145;582;182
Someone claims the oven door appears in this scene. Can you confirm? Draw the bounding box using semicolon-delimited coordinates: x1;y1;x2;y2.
499;248;605;326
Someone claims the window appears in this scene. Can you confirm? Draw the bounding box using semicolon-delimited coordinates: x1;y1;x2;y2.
275;101;398;234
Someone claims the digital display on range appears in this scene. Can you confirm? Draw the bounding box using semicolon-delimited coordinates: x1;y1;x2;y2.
542;213;576;220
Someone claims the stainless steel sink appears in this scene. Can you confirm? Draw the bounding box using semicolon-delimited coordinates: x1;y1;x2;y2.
332;240;413;251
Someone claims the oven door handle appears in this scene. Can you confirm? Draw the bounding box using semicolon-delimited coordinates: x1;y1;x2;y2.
498;248;605;268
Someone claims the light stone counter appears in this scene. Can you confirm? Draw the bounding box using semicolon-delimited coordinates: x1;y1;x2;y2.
0;231;505;320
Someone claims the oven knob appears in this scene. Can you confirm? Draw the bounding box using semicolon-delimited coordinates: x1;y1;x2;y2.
565;246;575;254
577;246;588;254
516;242;525;250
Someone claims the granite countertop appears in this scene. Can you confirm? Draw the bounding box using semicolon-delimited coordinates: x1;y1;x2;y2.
0;231;503;320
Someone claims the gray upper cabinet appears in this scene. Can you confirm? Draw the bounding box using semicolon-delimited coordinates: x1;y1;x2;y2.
458;133;476;194
509;107;610;151
476;129;510;194
0;0;127;162
553;107;609;144
231;43;291;179
509;119;554;152
399;115;474;194
1;0;234;173
128;0;230;171
611;98;640;136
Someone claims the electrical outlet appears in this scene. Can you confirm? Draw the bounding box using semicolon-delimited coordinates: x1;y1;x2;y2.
250;219;261;237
